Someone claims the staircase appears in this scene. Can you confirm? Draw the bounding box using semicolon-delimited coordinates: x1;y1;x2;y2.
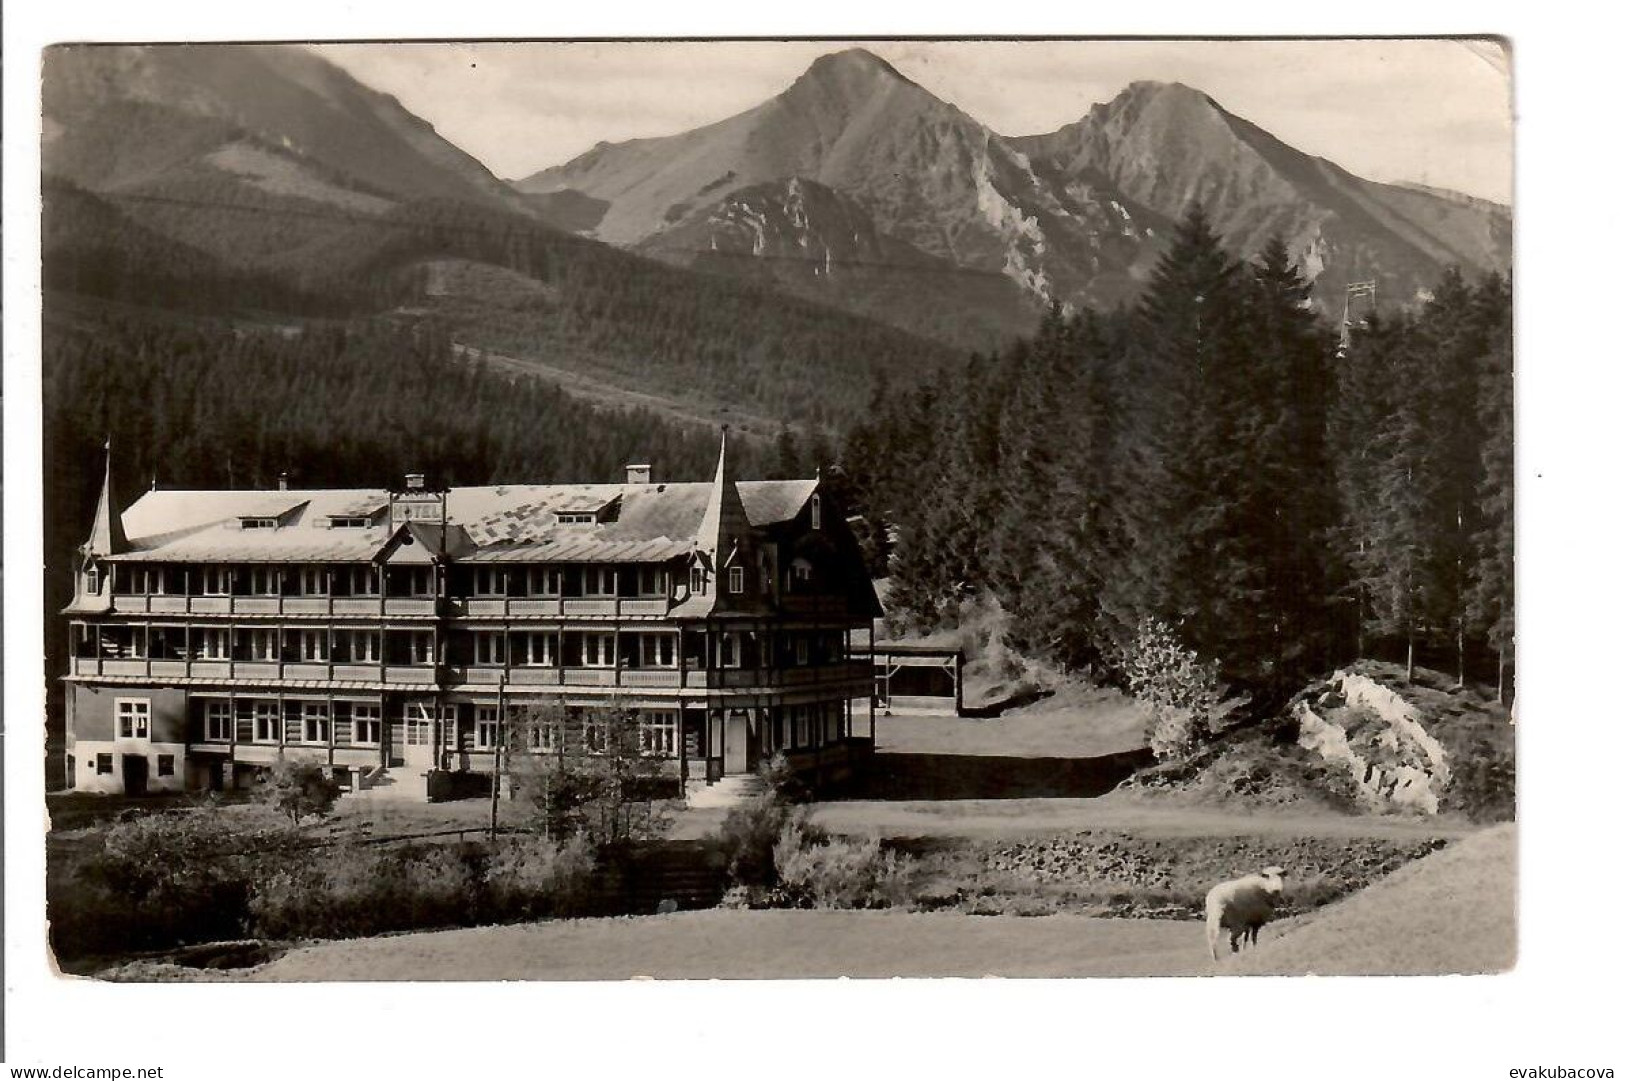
684;773;766;810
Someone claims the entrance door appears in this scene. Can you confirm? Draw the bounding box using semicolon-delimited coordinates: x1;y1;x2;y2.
724;710;749;775
121;753;149;796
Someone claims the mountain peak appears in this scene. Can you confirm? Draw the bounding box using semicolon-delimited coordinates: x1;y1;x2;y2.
793;47;918;96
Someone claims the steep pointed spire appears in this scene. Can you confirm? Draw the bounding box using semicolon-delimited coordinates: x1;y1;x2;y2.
84;439;128;558
696;427;750;560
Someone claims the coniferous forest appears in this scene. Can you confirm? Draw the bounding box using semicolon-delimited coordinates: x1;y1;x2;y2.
838;208;1514;706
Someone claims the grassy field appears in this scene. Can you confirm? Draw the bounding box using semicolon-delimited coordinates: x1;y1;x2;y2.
876;685;1150;759
213;911;1213;980
1224;823;1516;975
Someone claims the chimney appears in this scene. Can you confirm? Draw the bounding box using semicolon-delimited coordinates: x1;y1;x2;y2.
405;472;426;491
625;463;652;485
278;472;289;492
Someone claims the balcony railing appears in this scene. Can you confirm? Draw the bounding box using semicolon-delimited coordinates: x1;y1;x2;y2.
68;656;874;692
110;593;678;619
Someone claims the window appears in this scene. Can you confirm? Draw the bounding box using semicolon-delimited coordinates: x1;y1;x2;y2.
582;632;616;668
795;636;810;665
115;699;150;739
96;753;113;775
689;566;705;595
583;567;615;596
526;567;562;596
516;632;555;667
253;701;280;743
242;628;278;661
407;632;434;665
475;706;500;750
793;705;810;749
157;754;175;777
528;715;562;753
240;517;278;530
720;633;739;668
396;567;433;597
474;632;506;666
294;629;328;662
791;559;813;587
248;567;278;595
640;710;677;756
556;511;596;525
342;565;379;596
637;567;667;596
582;716;608;754
810;493;822;531
204;701;231;742
85;566;101;594
335;630;380;663
472;568;506;597
640;634;676;668
352;704;381;746
201;566;232;596
329;516;372;529
198;628;230;660
402;702;435;745
297;702;329;744
728;566;745;594
298;567;328;595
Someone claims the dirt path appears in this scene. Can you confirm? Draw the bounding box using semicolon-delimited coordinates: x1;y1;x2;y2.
245;910;1211;981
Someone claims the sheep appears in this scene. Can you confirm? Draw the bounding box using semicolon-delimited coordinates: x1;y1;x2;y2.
1205;866;1286;961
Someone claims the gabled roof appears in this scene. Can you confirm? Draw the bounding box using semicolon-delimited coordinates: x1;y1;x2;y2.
106;477;818;565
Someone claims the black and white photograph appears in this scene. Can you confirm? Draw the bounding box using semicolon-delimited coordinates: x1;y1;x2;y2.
3;11;1617;1079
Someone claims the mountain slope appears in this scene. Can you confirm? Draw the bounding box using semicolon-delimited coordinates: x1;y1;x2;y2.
1012;81;1511;306
44;44;531;214
521;51;1509;320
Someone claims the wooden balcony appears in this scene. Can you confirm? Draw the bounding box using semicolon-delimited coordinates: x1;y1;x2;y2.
106;592;678;620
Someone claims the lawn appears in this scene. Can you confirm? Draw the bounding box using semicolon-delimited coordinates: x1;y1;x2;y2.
875;684;1150;759
1224;823;1516;975
228;910;1212;980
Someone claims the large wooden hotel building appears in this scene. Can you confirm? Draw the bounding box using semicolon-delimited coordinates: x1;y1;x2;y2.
62;436;881;799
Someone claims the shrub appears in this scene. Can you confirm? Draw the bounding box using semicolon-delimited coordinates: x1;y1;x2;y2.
256;756;343;823
248;843;477;940
1122;618;1244;759
482;833;598;919
771;818;916;910
715;794;792;889
51;806;299;957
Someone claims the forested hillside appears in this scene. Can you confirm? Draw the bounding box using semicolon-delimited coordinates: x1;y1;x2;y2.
841;207;1514;703
43;185;960;429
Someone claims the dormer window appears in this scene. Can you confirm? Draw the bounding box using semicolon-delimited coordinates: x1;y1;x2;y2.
810;494;822;531
556;512;597;526
85;565;100;594
728;566;745;594
240;517;278;530
328;516;373;529
689;566;705;595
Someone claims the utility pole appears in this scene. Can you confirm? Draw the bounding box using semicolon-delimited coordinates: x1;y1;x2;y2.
489;675;506;840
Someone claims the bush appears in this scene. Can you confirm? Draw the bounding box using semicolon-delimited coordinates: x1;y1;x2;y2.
1123;618;1244;759
482;833;598;919
771;818;916;910
51;806;300;958
256;756;342;823
248;843;477;940
715;794;792;889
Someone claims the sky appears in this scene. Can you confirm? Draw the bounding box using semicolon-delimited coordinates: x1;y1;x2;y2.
317;38;1513;204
